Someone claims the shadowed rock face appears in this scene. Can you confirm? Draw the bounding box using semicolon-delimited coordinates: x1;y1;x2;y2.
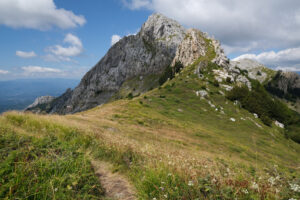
46;13;186;114
266;70;300;99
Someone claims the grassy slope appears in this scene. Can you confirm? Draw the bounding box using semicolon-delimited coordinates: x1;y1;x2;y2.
1;39;300;199
0;113;105;199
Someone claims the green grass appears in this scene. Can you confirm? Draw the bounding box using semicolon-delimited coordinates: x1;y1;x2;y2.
0;114;104;200
1;35;300;199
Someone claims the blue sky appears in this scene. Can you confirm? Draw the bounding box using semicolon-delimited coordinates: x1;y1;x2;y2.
0;0;152;80
0;0;300;80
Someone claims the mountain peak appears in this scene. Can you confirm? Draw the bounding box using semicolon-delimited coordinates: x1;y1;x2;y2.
139;13;185;54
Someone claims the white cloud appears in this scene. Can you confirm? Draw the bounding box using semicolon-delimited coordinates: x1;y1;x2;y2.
16;51;37;58
22;66;61;73
0;69;9;74
111;35;122;46
46;33;83;62
122;0;300;55
275;66;300;72
122;0;152;10
233;47;300;72
0;0;86;30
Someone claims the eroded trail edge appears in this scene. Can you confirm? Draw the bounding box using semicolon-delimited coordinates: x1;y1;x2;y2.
92;160;137;200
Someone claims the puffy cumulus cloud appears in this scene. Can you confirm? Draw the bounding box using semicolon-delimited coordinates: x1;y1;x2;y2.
22;66;61;73
16;51;37;58
111;35;122;46
46;33;83;62
122;0;152;10
0;0;86;30
233;47;300;72
0;69;9;74
275;66;300;72
122;0;300;55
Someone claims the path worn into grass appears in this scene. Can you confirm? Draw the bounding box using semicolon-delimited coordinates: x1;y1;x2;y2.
92;161;136;200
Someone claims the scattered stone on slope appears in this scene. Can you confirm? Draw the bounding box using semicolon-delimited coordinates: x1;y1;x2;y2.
230;118;236;122
275;121;285;129
213;69;234;83
220;84;233;91
196;90;208;98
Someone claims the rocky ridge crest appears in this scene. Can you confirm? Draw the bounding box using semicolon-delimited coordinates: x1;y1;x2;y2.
47;13;186;114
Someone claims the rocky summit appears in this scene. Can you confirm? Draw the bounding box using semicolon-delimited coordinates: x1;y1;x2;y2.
28;13;231;114
27;13;300;118
34;13;186;114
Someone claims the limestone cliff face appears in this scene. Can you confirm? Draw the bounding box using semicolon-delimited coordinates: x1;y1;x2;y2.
172;28;229;69
230;59;270;83
266;70;300;99
172;29;208;67
26;96;55;110
25;96;55;113
48;13;186;114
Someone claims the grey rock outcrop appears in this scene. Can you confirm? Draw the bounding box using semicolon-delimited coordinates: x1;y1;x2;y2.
230;59;269;83
41;13;186;114
26;96;55;110
172;29;207;67
25;96;55;113
266;70;300;99
211;38;230;68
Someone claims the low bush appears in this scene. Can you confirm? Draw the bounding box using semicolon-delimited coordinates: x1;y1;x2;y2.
159;61;184;85
227;80;300;143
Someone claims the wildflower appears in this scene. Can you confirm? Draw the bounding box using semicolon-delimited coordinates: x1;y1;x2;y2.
242;188;249;194
268;177;276;186
290;183;300;192
289;198;297;200
67;185;72;190
160;187;164;191
54;188;58;192
226;168;230;173
153;198;157;200
161;181;165;184
164;194;168;198
251;182;259;190
188;181;194;186
167;173;172;177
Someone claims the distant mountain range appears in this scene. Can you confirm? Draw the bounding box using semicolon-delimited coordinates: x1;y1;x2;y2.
0;79;79;113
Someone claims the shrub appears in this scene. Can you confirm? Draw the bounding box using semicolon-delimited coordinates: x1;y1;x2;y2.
257;71;262;76
174;61;184;74
127;93;133;99
260;115;272;126
213;79;220;87
159;61;184;86
159;66;173;85
226;77;232;84
226;81;300;143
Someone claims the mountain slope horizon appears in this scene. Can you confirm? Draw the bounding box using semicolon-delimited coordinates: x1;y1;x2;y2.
2;12;300;200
